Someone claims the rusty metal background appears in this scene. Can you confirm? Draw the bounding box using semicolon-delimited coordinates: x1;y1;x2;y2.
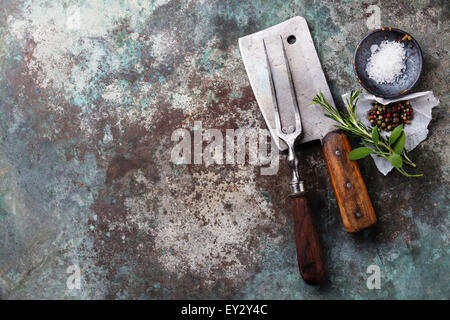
0;0;448;299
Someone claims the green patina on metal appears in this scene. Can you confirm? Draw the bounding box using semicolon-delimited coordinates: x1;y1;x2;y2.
0;194;8;222
0;0;448;299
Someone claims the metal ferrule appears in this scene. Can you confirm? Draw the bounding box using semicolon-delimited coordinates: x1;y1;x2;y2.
287;146;305;197
289;180;305;197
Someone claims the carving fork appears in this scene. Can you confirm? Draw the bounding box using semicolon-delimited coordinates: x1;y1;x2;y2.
263;37;326;285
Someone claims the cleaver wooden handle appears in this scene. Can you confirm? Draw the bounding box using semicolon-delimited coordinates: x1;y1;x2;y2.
322;130;376;232
291;193;326;285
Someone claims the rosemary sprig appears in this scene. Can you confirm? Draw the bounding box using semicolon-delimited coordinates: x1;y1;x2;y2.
311;90;422;177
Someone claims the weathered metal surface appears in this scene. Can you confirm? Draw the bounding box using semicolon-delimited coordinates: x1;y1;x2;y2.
0;0;448;299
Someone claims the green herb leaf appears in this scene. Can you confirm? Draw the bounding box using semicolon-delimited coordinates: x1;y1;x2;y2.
388;153;403;168
372;126;379;145
388;124;403;146
348;147;373;160
311;92;421;177
393;132;406;154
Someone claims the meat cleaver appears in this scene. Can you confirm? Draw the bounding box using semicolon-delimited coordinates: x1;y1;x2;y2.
239;17;376;282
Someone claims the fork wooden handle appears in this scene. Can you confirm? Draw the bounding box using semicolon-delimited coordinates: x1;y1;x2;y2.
291;193;326;285
322;130;377;232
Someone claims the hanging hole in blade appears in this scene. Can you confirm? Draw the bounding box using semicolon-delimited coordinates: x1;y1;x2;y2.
287;35;296;44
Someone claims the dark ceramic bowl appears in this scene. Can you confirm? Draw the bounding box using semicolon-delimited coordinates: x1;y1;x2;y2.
353;27;422;99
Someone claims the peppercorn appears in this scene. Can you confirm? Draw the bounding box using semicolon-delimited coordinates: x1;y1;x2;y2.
367;100;413;132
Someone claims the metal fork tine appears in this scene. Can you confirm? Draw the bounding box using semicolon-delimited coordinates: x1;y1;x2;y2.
263;39;284;137
280;35;302;134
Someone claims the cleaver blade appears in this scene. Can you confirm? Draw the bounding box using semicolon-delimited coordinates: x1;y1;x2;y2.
239;16;336;151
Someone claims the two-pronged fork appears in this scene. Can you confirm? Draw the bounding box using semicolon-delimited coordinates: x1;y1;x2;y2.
263;37;326;285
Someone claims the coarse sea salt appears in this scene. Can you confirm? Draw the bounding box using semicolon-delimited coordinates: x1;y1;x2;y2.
366;40;406;84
